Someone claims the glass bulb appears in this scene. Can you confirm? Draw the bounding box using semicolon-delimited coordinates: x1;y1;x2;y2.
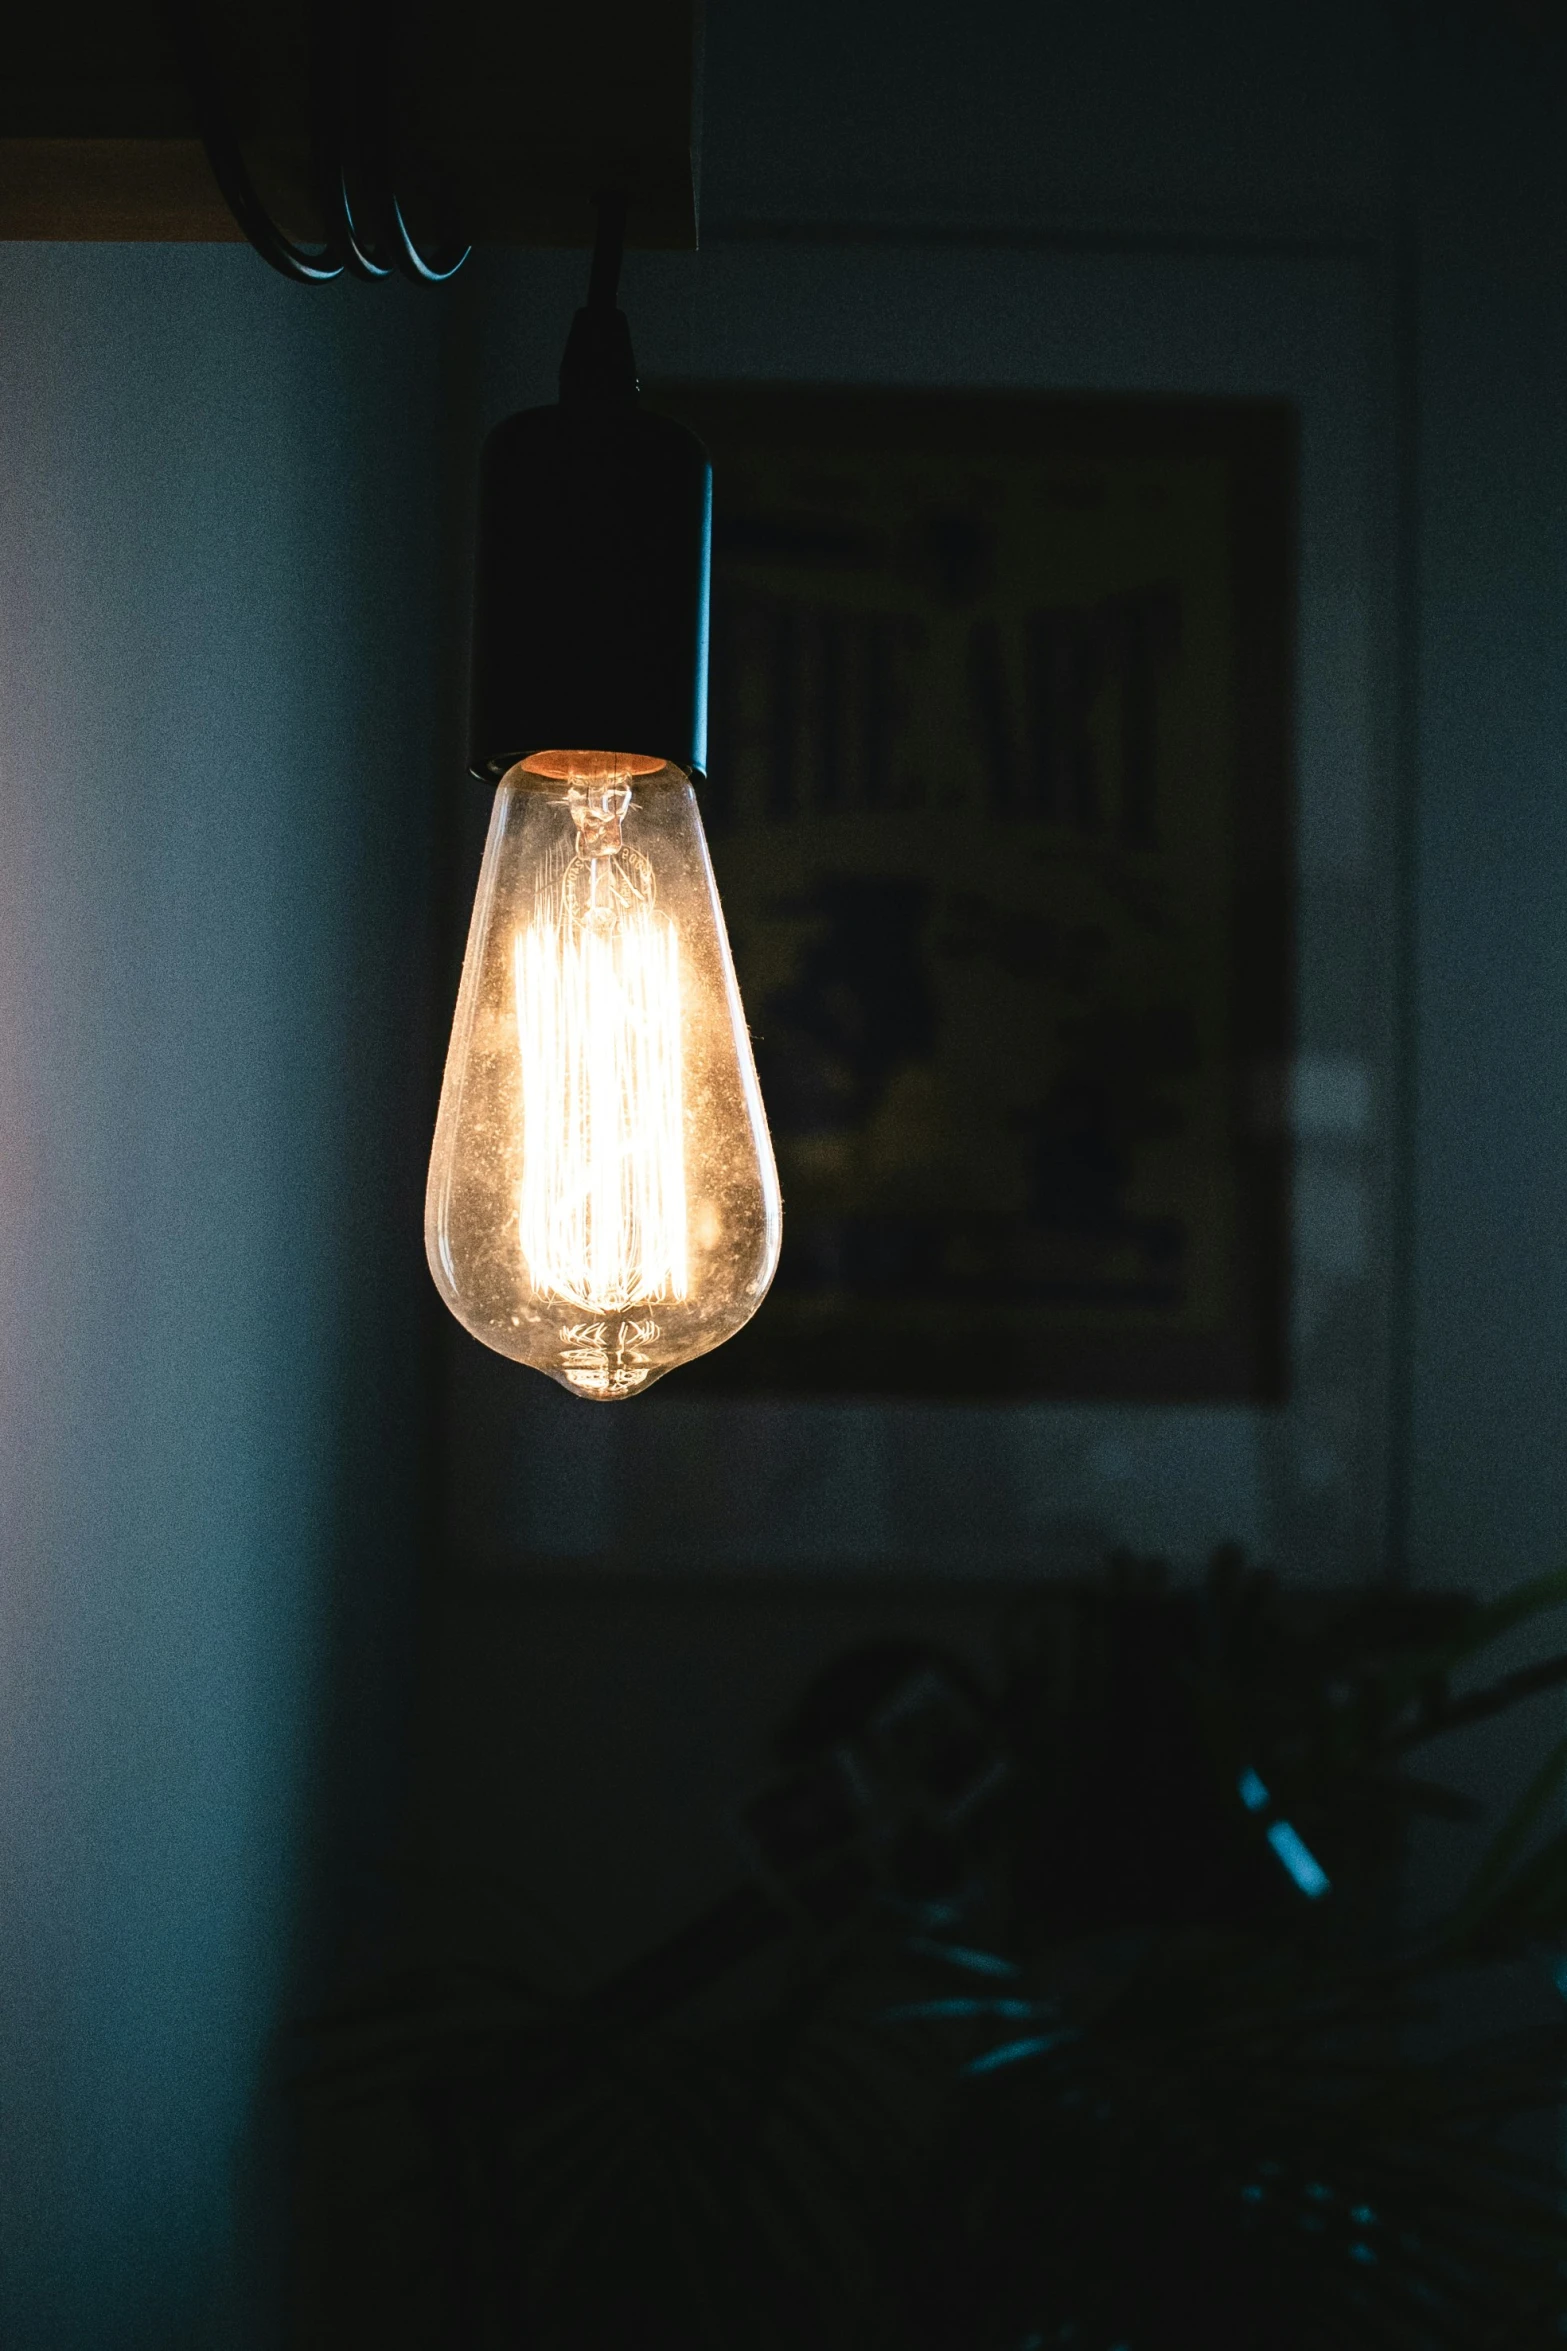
426;754;781;1398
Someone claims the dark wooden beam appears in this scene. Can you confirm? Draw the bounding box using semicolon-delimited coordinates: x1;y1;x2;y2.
0;0;701;248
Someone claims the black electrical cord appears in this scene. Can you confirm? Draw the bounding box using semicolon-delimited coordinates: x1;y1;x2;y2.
586;189;628;312
558;190;637;403
170;0;469;286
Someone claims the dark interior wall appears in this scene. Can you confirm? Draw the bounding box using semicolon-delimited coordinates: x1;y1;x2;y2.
698;0;1395;233
1407;10;1567;1586
0;253;459;2346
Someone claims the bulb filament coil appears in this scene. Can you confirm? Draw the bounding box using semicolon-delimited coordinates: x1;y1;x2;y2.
514;784;688;1315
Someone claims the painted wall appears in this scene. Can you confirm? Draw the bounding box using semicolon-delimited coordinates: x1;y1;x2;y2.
0;251;455;2346
1407;10;1567;1590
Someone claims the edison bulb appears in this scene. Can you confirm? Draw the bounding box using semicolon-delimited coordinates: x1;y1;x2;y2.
426;753;781;1398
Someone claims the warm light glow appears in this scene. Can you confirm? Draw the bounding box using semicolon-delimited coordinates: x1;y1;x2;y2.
514;791;688;1314
426;758;780;1399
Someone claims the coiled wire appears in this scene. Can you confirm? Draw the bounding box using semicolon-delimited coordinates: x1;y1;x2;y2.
173;0;469;286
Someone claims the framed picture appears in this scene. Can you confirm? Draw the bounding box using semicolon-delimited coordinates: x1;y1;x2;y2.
648;384;1295;1402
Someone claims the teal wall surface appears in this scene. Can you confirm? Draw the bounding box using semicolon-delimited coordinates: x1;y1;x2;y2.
0;250;455;2344
1405;14;1567;1586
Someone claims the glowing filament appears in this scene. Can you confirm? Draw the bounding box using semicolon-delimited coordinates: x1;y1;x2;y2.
514;870;687;1313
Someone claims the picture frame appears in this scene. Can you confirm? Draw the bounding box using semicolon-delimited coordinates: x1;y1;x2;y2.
647;384;1296;1401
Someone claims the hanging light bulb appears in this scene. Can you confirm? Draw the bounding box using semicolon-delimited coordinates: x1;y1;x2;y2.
426;198;780;1397
427;749;779;1397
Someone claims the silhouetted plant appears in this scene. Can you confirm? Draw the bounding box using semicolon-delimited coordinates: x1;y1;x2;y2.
292;1556;1567;2350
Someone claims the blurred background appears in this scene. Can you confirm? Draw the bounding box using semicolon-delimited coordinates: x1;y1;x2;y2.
3;1;1567;2342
